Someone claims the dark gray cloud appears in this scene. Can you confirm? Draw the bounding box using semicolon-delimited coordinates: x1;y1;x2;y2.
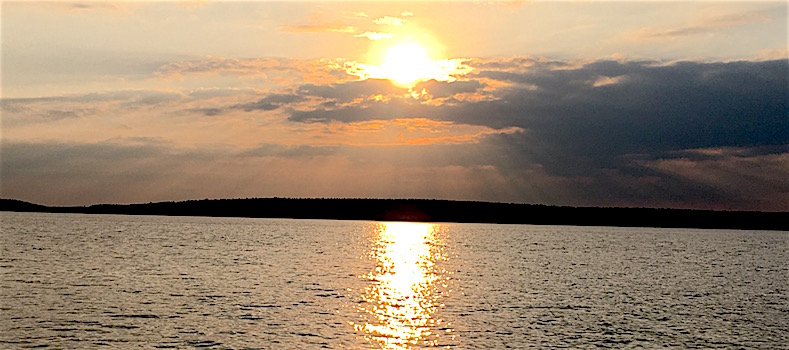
236;93;305;111
477;59;787;166
285;59;787;168
188;107;224;116
278;58;788;209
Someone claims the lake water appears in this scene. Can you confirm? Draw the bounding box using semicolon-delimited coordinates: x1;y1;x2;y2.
1;212;787;349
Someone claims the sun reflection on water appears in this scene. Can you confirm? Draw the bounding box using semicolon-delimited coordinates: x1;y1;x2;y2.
352;222;452;349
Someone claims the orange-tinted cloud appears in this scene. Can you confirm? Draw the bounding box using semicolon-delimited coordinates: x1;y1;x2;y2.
354;32;392;40
302;118;521;147
372;16;405;26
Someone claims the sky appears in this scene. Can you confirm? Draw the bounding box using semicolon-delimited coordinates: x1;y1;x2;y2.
1;1;787;211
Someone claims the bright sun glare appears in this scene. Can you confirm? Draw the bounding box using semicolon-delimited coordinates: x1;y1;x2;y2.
380;43;435;87
345;40;472;88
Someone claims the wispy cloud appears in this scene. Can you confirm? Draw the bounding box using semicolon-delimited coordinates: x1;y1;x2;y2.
279;21;354;33
354;32;392;40
36;1;139;16
154;56;352;86
631;10;771;40
591;75;624;87
236;93;305;112
344;11;368;18
372;16;405;26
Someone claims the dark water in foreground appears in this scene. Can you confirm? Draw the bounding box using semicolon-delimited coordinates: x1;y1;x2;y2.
1;212;787;349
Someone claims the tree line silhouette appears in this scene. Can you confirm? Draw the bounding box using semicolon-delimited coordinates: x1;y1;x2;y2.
1;198;786;230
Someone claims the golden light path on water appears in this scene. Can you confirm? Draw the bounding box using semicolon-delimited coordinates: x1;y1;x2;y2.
352;222;453;348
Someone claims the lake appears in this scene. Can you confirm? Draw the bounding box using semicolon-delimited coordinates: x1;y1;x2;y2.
1;212;786;349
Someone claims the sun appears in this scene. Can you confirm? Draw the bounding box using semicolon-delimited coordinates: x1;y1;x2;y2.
345;40;472;88
379;43;436;87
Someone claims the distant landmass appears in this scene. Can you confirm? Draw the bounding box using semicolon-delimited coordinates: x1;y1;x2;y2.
1;198;786;231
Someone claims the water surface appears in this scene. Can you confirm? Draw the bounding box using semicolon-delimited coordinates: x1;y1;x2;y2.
1;212;787;348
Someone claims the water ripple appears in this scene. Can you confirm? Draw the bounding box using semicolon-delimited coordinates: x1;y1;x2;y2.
1;213;787;348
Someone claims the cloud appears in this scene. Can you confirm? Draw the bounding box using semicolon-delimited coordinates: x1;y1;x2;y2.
272;57;788;209
240;144;339;158
402;127;522;146
287;100;420;124
756;49;789;61
187;107;224;117
458;60;788;181
1;90;186;128
1;99;94;127
0;140;238;205
1;89;292;148
372;16;405;26
296;79;402;102
411;80;484;99
236;93;305;111
0;138;535;206
156;57;286;77
345;11;368;18
154;57;343;80
342;58;474;84
25;1;139;16
313;118;522;147
632;10;771;40
284;59;786;147
154;56;352;86
354;32;393;40
279;21;354;33
591;75;624;87
640;147;789;211
4;54;787;210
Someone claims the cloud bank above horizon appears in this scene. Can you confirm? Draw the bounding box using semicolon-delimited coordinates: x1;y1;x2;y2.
2;2;787;211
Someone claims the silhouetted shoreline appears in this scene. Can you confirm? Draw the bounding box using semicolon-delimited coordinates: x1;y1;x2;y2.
1;198;786;231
